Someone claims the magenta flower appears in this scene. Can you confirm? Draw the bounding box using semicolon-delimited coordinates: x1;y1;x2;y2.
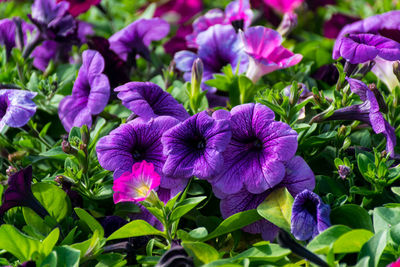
241;26;302;83
109;18;169;64
154;0;202;25
216;156;315;241
56;0;100;17
186;0;253;48
96;116;188;201
314;78;396;156
0;89;37;131
333;33;400;64
211;103;298;194
175;24;248;92
161;110;231;180
114;82;189;122
262;0;303;14
388;258;400;267
113;161;161;203
291;189;331;241
58;50;110;132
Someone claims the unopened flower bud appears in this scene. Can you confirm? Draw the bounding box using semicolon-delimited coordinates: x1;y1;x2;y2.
338;165;351;179
369;83;388;113
80;125;90;145
191;58;203;90
62;140;77;155
393;61;400;82
338;125;347;137
277;13;298;37
8;151;26;162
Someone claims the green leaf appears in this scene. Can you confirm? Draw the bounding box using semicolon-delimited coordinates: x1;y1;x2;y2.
71;230;101;260
257;188;293;232
332;229;374;254
258;99;286;117
307;225;352;254
169;196;206;222
391;187;400;197
53;246;80;267
373;207;400;233
0;184;3;205
182;242;220;265
358;230;388;267
39;146;68;160
330;205;373;231
39;228;60;260
0;224;41;262
68;127;81;142
107;220;166;241
95;253;127;267
201;209;262;241
74;208;104;238
189;227;208;240
357;153;374;182
23;183;71;233
390;223;400;245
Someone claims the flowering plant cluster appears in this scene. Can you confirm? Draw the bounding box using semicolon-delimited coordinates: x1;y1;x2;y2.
1;0;400;266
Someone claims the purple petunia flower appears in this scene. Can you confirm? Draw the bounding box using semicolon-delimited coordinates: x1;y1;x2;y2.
186;0;253;48
241;26;303;83
96;116;188;201
313;78;396;156
291;189;331;241
0;18;36;57
333;33;400;64
0;166;49;220
161;110;231;180
58;50;110;132
109;18;170;63
29;0;76;40
114;82;189;122
175;24;249;92
371;58;400;92
0;89;37;131
211;103;298;194
217;156;315;241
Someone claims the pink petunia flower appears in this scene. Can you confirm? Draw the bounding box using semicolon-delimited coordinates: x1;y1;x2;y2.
240;26;302;82
113;161;161;203
57;0;101;17
263;0;303;14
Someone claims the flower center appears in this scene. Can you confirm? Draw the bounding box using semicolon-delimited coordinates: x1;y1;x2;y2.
188;136;207;151
248;138;263;151
303;199;317;220
0;95;8;119
131;148;144;161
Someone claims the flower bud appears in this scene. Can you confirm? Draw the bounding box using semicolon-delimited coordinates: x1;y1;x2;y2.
6;166;18;177
277;13;298;38
338;165;351;179
62;140;78;155
191;58;203;93
80;124;90;145
8;151;26;162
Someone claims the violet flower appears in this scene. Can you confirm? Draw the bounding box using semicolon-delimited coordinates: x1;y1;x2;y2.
175;24;249;91
114;82;189;122
313;78;396;156
0;19;36;57
109;18;170;64
240;26;302;83
96;116;188;200
291;189;331;241
216;156;315;241
56;0;100;17
371;58;400;92
113;161;161;203
186;0;253;48
0;166;49;220
58;50;110;132
29;0;76;40
0;89;37;131
333;33;400;64
211;103;298;194
161;110;231;180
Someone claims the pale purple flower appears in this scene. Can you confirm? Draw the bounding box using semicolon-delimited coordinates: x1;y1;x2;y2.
161;110;231;180
186;0;253;48
0;89;37;131
371;57;400;91
291;189;331;241
241;26;302;83
175;24;248;92
217;156;315;241
0;18;36;56
58;50;110;132
114;82;189;121
109;18;170;63
96;116;188;200
338;165;350;179
333;33;400;64
314;78;396;156
211;103;298;194
113;161;161;203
